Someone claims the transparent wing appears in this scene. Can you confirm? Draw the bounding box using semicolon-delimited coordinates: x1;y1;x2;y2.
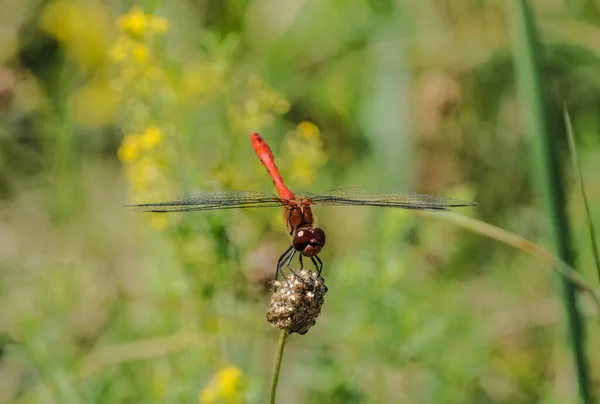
299;187;476;211
127;190;286;212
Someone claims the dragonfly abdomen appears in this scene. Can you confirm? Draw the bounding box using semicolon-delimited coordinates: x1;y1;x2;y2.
250;132;295;200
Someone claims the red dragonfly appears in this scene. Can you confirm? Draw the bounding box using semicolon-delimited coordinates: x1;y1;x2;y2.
130;132;476;279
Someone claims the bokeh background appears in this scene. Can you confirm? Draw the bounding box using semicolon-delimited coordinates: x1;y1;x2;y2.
1;0;600;403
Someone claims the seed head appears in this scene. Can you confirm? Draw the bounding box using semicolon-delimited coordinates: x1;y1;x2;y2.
266;270;328;335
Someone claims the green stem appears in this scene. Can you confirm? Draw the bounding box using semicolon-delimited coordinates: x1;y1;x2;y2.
563;106;600;284
418;211;600;308
270;329;289;404
511;1;592;402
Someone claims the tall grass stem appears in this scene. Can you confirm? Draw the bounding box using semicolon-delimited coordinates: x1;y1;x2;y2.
563;105;600;284
511;0;592;401
419;211;600;307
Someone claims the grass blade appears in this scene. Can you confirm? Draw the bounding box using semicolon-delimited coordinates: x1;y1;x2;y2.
563;105;600;284
511;0;593;402
418;211;600;308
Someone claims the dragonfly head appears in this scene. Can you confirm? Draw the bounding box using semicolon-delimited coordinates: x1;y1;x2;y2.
293;227;326;257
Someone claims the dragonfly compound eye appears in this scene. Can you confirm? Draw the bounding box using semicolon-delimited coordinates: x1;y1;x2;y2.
297;228;326;257
293;229;312;250
310;228;326;247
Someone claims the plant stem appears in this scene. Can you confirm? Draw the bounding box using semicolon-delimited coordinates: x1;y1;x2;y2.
270;329;289;404
511;0;592;402
418;211;600;308
563;105;600;284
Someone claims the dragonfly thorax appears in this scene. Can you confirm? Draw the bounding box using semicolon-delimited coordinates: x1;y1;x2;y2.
293;227;326;257
284;200;315;234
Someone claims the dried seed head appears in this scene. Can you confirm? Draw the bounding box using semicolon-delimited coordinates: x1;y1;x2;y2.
266;270;328;335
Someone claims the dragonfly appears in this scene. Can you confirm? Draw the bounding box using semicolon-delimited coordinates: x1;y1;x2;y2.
129;132;476;280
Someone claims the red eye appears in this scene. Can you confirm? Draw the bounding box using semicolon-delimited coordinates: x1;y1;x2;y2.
293;229;312;250
310;228;326;246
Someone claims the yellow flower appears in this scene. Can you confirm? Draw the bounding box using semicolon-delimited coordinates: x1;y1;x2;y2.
229;75;290;132
110;36;150;65
109;38;129;62
198;388;217;404
116;6;149;37
139;126;162;149
198;366;245;404
282;123;327;186
41;0;111;68
118;134;140;162
41;1;77;43
132;43;149;64
215;366;243;399
297;121;319;139
116;6;170;37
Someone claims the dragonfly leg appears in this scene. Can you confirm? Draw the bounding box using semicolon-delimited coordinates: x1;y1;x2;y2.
310;256;323;277
284;249;298;277
275;245;294;281
298;254;304;270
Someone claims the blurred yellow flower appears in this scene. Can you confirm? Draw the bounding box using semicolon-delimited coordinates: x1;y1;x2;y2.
118;134;140;162
108;39;128;62
132;43;149;64
230;76;290;132
116;6;149;37
215;366;243;399
110;8;174;231
119;130;169;229
116;6;170;37
110;35;153;66
198;388;218;404
198;366;245;404
140;126;162;149
41;0;111;68
283;122;327;186
297;121;320;139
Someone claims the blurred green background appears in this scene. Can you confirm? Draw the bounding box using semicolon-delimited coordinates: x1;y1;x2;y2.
1;0;600;403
